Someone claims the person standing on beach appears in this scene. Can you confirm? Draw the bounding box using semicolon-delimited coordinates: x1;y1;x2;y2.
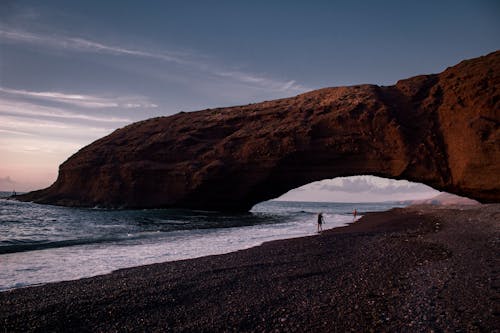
353;209;357;221
317;213;324;233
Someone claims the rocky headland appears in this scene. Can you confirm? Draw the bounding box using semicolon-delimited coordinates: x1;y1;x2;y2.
411;192;480;205
17;51;500;210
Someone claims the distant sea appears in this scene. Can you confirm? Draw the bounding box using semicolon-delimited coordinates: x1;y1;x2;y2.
0;191;408;291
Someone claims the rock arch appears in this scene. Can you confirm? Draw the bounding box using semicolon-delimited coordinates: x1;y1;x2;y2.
19;51;500;210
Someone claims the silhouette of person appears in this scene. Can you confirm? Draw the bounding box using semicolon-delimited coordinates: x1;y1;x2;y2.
353;209;357;221
317;212;324;233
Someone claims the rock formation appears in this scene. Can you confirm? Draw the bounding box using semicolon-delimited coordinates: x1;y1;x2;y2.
18;51;500;210
411;193;480;206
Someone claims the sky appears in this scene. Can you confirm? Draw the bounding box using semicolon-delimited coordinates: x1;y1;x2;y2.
0;1;498;199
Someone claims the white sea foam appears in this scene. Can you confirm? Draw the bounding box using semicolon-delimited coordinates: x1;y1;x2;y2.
0;211;354;291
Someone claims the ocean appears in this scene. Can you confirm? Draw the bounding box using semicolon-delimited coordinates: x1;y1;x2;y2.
0;192;408;291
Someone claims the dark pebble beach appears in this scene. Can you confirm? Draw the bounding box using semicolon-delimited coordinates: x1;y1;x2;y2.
1;205;498;332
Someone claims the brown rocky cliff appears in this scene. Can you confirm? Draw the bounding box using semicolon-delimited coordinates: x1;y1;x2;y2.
18;51;500;210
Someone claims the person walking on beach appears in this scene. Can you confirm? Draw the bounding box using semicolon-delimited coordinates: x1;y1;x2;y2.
317;212;324;233
353;209;357;221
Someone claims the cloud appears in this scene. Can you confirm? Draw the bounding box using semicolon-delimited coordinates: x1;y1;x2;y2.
0;28;310;94
0;114;116;144
66;37;193;65
0;93;132;157
0;98;132;123
0;128;34;136
313;176;436;194
275;175;440;202
214;72;306;93
0;87;158;109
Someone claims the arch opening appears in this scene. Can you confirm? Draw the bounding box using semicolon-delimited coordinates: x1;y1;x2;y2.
251;175;479;211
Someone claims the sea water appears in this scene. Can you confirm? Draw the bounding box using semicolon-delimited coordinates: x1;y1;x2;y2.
0;193;408;291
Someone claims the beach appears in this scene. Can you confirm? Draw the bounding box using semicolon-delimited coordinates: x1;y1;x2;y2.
1;204;498;332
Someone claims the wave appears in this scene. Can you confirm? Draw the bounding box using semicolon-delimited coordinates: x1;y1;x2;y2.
0;235;139;254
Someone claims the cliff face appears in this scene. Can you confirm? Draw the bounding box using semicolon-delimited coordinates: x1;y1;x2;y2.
19;51;500;210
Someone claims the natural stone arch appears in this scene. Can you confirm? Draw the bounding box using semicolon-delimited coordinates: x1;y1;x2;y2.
19;51;500;210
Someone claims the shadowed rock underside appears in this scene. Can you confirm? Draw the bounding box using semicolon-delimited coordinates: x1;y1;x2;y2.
18;51;500;210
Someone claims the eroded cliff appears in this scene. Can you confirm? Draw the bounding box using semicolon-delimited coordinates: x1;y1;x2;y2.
18;51;500;210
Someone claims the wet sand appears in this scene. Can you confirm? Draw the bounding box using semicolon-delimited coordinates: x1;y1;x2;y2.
1;205;498;332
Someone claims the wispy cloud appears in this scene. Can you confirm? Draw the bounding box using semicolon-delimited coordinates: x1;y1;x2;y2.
0;98;132;123
214;71;306;92
0;114;115;134
0;29;310;94
0;128;34;136
0;87;158;109
0;113;116;150
67;37;194;65
0;29;191;65
0;133;88;158
0;98;125;152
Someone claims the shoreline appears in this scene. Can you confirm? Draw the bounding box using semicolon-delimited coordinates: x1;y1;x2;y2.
0;201;358;292
0;218;349;293
1;204;498;332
